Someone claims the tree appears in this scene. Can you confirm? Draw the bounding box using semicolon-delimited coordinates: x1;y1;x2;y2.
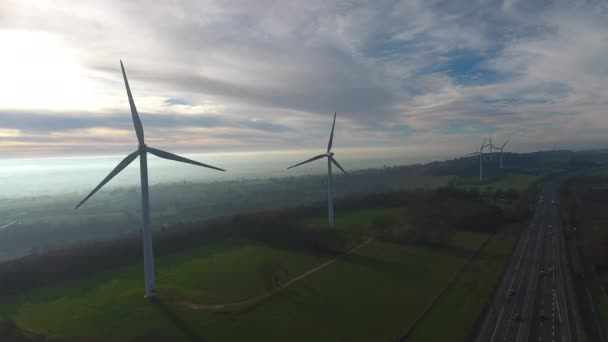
258;260;289;290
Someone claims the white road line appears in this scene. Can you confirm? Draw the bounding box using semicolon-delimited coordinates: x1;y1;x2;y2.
553;201;571;342
491;307;505;342
517;203;546;342
492;202;542;341
486;192;546;342
0;221;16;231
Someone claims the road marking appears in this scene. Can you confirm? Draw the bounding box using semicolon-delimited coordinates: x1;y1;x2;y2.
0;221;16;231
490;202;543;342
517;204;546;342
490;307;505;342
483;190;549;342
553;201;571;342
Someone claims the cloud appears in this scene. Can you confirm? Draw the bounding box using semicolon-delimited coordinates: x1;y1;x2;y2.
0;0;607;158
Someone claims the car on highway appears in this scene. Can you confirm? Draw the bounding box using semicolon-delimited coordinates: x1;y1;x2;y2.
508;288;517;297
539;310;547;320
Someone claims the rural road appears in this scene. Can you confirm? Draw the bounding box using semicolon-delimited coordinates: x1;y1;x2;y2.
179;237;374;311
476;179;573;342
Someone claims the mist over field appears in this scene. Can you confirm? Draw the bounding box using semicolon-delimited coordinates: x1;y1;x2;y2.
0;148;443;198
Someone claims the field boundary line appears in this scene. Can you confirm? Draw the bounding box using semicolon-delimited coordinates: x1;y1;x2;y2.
397;229;499;341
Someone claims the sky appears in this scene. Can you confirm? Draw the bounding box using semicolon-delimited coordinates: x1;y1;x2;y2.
0;0;607;159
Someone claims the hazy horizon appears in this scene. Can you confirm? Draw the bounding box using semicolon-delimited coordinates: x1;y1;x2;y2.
0;147;453;198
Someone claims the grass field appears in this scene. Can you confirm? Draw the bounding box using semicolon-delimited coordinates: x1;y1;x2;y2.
588;167;608;178
0;228;496;341
395;175;456;191
0;240;328;340
301;207;403;229
408;224;522;341
455;172;540;193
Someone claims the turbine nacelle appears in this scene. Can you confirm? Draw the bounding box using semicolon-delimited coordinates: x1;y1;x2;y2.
327;152;334;158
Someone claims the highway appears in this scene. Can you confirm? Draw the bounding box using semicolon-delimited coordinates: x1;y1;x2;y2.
477;180;573;342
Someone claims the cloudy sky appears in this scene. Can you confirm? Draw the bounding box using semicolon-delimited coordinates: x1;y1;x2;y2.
0;0;607;159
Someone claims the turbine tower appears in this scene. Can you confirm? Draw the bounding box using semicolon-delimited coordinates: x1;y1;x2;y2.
287;112;348;227
498;137;510;169
466;138;486;181
76;61;225;299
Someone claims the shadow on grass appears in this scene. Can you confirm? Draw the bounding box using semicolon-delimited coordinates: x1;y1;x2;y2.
150;298;206;342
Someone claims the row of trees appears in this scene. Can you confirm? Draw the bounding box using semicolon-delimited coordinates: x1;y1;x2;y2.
0;186;531;296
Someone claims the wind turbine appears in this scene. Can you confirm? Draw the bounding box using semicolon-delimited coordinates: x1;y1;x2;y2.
75;61;226;299
466;138;486;181
488;137;493;160
287;112;348;227
498;137;510;169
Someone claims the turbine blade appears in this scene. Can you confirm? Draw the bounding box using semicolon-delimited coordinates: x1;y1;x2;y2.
327;112;337;153
75;151;139;209
331;157;348;175
480;137;486;151
147;147;226;172
502;137;510;149
287;154;326;169
466;152;479;156
120;60;145;145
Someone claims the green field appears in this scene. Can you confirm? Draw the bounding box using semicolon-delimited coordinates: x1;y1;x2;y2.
0;241;328;339
408;224;522;341
301;207;403;229
455;172;540;193
395;175;456;191
0;228;497;341
588;167;608;178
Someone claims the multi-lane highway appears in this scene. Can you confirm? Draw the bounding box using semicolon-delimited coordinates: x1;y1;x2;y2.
477;180;573;342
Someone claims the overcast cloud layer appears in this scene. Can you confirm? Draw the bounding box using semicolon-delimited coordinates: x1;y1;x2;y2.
0;0;607;158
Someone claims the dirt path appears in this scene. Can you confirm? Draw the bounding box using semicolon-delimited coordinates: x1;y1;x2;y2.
178;237;374;311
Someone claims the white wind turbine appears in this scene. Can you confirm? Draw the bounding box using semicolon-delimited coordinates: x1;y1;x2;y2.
498;137;510;169
488;137;494;160
466;138;487;181
287;112;348;227
75;61;226;299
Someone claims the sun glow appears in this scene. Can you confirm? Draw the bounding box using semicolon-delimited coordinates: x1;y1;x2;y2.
0;30;97;111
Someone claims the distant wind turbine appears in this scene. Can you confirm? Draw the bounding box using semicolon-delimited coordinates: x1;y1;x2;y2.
75;61;226;299
488;137;493;160
287;112;348;227
498;137;510;169
466;138;487;181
